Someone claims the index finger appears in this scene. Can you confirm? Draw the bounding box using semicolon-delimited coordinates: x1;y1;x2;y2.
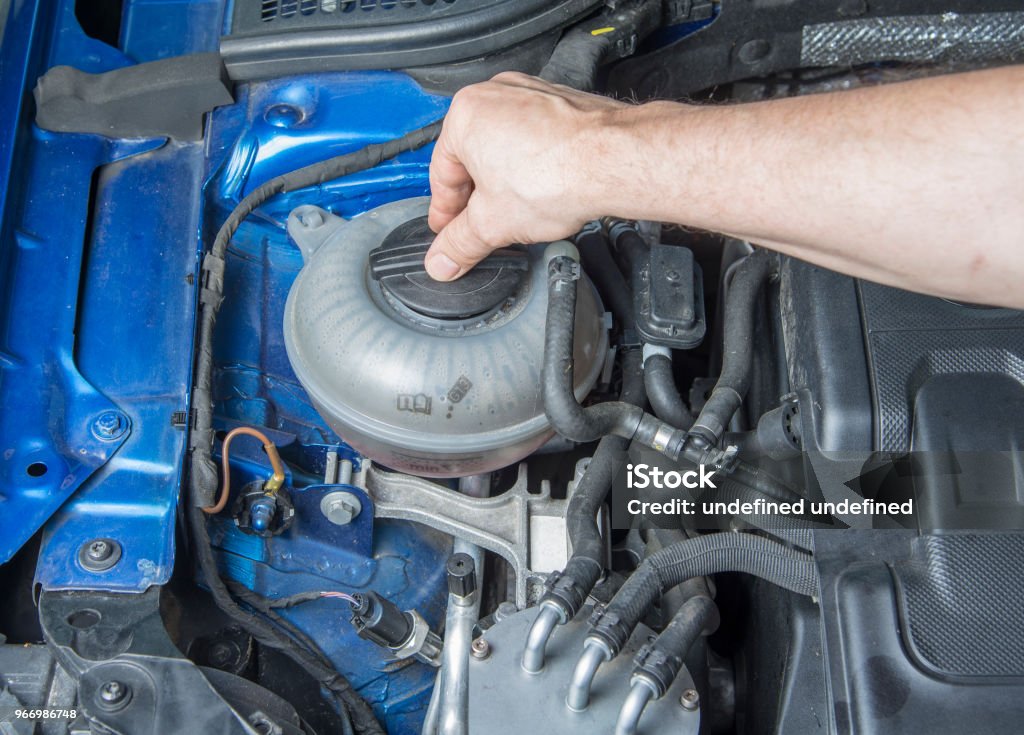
428;123;473;233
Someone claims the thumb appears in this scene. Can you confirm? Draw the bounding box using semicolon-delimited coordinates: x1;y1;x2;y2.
424;204;501;281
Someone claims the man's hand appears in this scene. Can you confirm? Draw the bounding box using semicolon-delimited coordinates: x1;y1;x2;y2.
425;72;627;281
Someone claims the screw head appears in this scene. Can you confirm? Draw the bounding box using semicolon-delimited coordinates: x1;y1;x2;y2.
96;680;131;710
87;540;112;561
92;411;128;441
665;270;680;282
679;688;700;711
79;538;122;572
470;638;490;660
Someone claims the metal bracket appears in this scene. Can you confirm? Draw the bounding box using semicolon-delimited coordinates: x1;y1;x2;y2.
39;589;260;735
365;463;567;608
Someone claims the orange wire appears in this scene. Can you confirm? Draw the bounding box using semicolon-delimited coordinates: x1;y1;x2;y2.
203;426;286;514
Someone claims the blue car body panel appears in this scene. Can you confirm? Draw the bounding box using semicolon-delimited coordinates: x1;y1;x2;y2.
1;2;449;728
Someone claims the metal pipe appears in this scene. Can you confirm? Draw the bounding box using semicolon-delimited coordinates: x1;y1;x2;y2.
521;603;563;674
614;678;658;735
422;672;442;735
425;475;488;735
438;588;477;735
566;638;611;711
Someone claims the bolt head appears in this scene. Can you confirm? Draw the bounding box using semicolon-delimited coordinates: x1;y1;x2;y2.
208;641;235;667
679;688;700;711
92;411;128;441
97;683;130;712
320;491;362;526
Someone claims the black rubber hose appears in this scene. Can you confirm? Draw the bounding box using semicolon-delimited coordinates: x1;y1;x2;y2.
577;226;635;336
644;353;694;430
188;120;444;508
544;347;645;616
589;532;817;655
542;254;688;458
689;250;775;446
609;222;650;281
540;24;609;91
189;507;385;735
540;2;662;91
633;593;719;697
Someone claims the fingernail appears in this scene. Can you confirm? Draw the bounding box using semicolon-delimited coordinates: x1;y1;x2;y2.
425;252;460;281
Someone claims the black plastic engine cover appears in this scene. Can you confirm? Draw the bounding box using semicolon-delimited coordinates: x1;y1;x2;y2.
776;257;1024;529
815;530;1024;735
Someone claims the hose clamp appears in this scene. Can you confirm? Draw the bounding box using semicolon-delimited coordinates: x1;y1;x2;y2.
548;256;581;283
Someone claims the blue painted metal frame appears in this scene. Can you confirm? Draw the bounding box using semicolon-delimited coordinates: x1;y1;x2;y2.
0;0;221;588
2;1;453;727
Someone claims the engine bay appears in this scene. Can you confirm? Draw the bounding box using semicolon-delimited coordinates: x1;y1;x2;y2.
2;1;1024;734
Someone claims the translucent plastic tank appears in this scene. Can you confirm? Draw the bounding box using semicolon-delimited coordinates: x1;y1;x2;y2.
283;197;608;477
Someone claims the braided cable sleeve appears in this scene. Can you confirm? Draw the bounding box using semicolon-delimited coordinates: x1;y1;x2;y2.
592;532;818;654
189;507;385;735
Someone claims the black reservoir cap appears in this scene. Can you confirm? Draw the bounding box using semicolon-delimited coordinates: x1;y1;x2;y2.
369;216;528;319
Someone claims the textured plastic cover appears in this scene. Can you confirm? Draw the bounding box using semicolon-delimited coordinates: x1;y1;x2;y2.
894;533;1024;679
857;281;1024;452
802;11;1024;67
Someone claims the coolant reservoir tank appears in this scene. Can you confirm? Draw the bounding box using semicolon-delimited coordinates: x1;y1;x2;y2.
283;197;607;477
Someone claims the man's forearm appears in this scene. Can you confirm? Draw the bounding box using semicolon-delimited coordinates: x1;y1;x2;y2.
596;66;1024;306
425;68;1024;307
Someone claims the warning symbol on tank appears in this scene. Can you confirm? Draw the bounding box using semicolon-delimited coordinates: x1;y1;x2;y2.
397;393;432;415
444;375;473;420
446;375;473;404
